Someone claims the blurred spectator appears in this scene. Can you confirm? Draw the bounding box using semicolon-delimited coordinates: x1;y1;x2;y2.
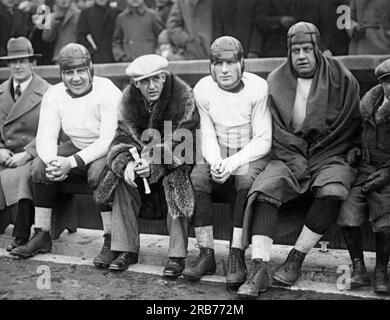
167;0;213;60
213;0;261;58
252;0;320;57
153;0;173;24
28;0;55;64
156;29;185;60
42;0;81;63
112;0;164;62
77;0;120;63
112;0;154;11
317;0;350;56
348;0;390;55
75;0;94;10
0;0;30;64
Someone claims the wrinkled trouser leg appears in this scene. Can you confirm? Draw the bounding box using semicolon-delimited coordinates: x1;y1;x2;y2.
167;214;189;258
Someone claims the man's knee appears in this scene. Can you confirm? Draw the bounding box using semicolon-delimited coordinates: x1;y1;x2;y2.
234;172;256;191
316;183;349;201
87;157;107;189
190;164;212;193
31;157;48;184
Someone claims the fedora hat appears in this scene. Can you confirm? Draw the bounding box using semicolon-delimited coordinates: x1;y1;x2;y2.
0;37;42;61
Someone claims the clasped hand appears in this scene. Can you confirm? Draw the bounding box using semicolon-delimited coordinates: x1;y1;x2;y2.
211;158;234;184
124;159;150;188
45;157;71;182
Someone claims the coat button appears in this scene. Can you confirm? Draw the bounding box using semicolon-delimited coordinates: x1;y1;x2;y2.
7;139;11;144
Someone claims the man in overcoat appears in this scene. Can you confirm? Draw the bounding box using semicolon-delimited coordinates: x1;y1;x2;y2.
94;54;200;276
0;37;49;252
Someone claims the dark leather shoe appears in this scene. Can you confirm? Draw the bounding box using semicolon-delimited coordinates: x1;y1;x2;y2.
109;252;138;271
374;266;389;295
93;234;118;269
10;228;52;258
163;257;185;278
272;248;306;286
237;259;269;298
182;246;216;281
6;237;28;252
350;258;370;289
226;248;247;289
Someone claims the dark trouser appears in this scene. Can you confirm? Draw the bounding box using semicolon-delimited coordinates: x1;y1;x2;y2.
11;199;34;240
191;159;267;229
30;141;110;211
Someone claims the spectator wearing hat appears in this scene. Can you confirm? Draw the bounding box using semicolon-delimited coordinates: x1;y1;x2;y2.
112;0;165;62
0;37;49;253
347;0;390;55
338;58;390;295
77;0;120;63
166;0;213;60
42;0;81;64
10;43;122;259
94;54;200;276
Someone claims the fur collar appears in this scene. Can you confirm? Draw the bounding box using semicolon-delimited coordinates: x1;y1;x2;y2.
360;84;384;121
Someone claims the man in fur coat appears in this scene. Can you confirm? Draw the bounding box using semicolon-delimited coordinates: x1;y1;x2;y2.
94;54;200;276
338;59;390;295
237;22;361;298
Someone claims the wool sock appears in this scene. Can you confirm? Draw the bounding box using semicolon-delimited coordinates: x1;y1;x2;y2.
100;211;112;235
195;226;214;249
231;227;243;250
251;235;273;262
294;225;322;254
34;207;52;232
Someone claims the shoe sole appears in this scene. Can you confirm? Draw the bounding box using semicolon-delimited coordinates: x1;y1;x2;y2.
226;281;246;290
162;272;182;279
9;248;51;259
182;270;215;282
93;262;110;269
237;288;268;299
272;274;295;286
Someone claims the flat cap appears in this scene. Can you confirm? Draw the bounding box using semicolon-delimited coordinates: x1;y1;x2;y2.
126;54;168;81
375;59;390;81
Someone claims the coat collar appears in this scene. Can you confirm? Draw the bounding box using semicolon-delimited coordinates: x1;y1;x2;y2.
0;74;49;125
360;84;384;127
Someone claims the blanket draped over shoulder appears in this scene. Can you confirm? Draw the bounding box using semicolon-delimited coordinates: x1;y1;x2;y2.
94;73;200;219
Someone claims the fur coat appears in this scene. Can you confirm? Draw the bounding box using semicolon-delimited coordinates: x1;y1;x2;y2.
94;72;200;219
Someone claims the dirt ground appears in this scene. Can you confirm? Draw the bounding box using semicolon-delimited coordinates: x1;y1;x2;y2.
0;256;372;301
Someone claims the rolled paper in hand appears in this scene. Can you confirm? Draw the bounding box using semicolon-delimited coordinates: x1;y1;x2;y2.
129;147;151;194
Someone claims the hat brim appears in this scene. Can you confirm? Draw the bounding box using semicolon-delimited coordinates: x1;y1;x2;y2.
0;53;42;61
131;70;165;82
378;72;390;81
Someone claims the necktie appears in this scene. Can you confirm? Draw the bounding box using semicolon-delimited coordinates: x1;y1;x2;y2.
14;84;21;101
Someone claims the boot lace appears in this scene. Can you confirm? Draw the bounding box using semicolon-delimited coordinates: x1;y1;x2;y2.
247;261;263;284
283;251;296;273
229;249;238;273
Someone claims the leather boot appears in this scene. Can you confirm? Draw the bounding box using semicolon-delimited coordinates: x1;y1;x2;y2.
272;248;306;286
93;234;118;269
226;248;247;289
109;252;138;271
163;257;185;279
374;266;389;295
182;246;216;281
6;237;28;252
350;258;370;289
237;259;269;298
10;228;52;258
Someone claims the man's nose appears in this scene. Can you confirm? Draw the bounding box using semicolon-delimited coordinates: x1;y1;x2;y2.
221;62;229;72
298;49;306;59
148;78;156;89
72;71;81;81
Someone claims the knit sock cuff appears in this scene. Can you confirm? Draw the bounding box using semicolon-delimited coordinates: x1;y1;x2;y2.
195;226;214;249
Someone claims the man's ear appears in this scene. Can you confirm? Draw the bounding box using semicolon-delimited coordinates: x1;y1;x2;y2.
161;73;166;83
134;80;140;89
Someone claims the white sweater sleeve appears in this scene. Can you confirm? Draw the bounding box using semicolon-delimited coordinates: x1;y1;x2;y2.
228;89;272;171
36;90;61;164
194;84;222;165
76;89;121;165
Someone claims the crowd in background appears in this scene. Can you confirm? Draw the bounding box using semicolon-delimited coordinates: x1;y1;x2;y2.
1;0;390;67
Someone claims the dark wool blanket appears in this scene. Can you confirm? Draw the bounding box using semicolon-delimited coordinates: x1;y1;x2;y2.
94;73;200;219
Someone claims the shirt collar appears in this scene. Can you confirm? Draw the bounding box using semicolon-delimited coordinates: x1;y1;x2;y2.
13;75;33;94
125;3;146;15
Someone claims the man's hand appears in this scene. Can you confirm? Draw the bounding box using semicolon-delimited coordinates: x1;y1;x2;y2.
211;158;233;184
346;146;361;168
280;16;295;29
362;167;390;194
45;157;71;182
133;158;150;178
5;151;33;168
124;161;137;188
0;149;14;165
